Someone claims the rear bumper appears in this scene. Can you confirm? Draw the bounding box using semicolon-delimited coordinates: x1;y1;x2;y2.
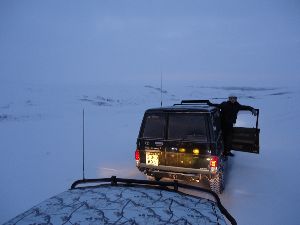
138;163;211;175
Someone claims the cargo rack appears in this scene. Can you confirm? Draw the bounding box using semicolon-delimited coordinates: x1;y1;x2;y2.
173;99;214;106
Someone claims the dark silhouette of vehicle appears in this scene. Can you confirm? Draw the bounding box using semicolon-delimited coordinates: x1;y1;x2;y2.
135;100;260;193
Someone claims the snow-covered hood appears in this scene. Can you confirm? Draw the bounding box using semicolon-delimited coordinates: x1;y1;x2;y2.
4;184;229;225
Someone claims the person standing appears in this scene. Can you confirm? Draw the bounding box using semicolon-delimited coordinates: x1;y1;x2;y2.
214;95;257;156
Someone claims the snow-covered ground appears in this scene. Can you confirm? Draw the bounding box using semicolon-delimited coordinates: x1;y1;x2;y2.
1;81;299;225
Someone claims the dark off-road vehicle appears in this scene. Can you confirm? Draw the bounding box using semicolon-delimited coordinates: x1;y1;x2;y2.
135;100;260;193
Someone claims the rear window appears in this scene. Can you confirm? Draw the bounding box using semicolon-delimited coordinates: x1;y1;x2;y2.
168;114;208;142
141;114;165;139
141;113;208;142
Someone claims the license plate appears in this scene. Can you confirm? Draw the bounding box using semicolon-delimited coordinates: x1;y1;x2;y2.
146;152;159;166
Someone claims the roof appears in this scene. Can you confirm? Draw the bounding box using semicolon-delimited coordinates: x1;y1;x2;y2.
145;100;219;113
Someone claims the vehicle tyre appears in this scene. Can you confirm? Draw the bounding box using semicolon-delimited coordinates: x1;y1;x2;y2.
209;172;224;194
155;176;161;181
146;175;161;181
146;175;155;181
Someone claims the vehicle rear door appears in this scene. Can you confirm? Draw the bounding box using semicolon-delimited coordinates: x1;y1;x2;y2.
166;113;210;168
231;109;260;154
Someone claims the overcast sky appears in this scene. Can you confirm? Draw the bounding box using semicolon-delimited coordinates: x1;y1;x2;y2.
0;0;299;86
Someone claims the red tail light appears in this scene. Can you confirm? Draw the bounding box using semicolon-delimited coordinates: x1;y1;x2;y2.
210;156;218;168
135;149;140;161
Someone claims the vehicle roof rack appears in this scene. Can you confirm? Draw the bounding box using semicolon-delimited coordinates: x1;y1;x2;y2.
173;100;213;106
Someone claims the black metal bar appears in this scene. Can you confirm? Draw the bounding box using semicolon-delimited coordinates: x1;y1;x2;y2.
70;177;237;225
82;109;85;180
180;100;213;105
255;109;259;130
71;178;113;189
111;176;117;186
173;180;178;191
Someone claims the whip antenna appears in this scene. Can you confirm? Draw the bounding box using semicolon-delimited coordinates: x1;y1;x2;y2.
82;109;85;180
160;70;163;107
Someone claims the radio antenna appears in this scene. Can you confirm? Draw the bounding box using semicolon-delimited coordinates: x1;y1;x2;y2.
82;109;85;180
160;70;163;107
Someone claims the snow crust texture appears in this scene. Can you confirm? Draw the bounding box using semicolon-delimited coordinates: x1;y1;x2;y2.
4;185;226;225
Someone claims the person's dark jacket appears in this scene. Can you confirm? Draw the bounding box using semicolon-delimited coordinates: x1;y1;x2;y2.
213;101;253;126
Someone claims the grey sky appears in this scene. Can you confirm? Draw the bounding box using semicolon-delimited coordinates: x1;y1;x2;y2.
0;0;299;86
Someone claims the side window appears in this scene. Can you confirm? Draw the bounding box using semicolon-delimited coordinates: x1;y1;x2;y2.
212;111;221;138
212;111;224;154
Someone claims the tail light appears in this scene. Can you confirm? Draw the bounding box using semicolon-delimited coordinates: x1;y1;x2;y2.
209;156;219;173
135;149;140;161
